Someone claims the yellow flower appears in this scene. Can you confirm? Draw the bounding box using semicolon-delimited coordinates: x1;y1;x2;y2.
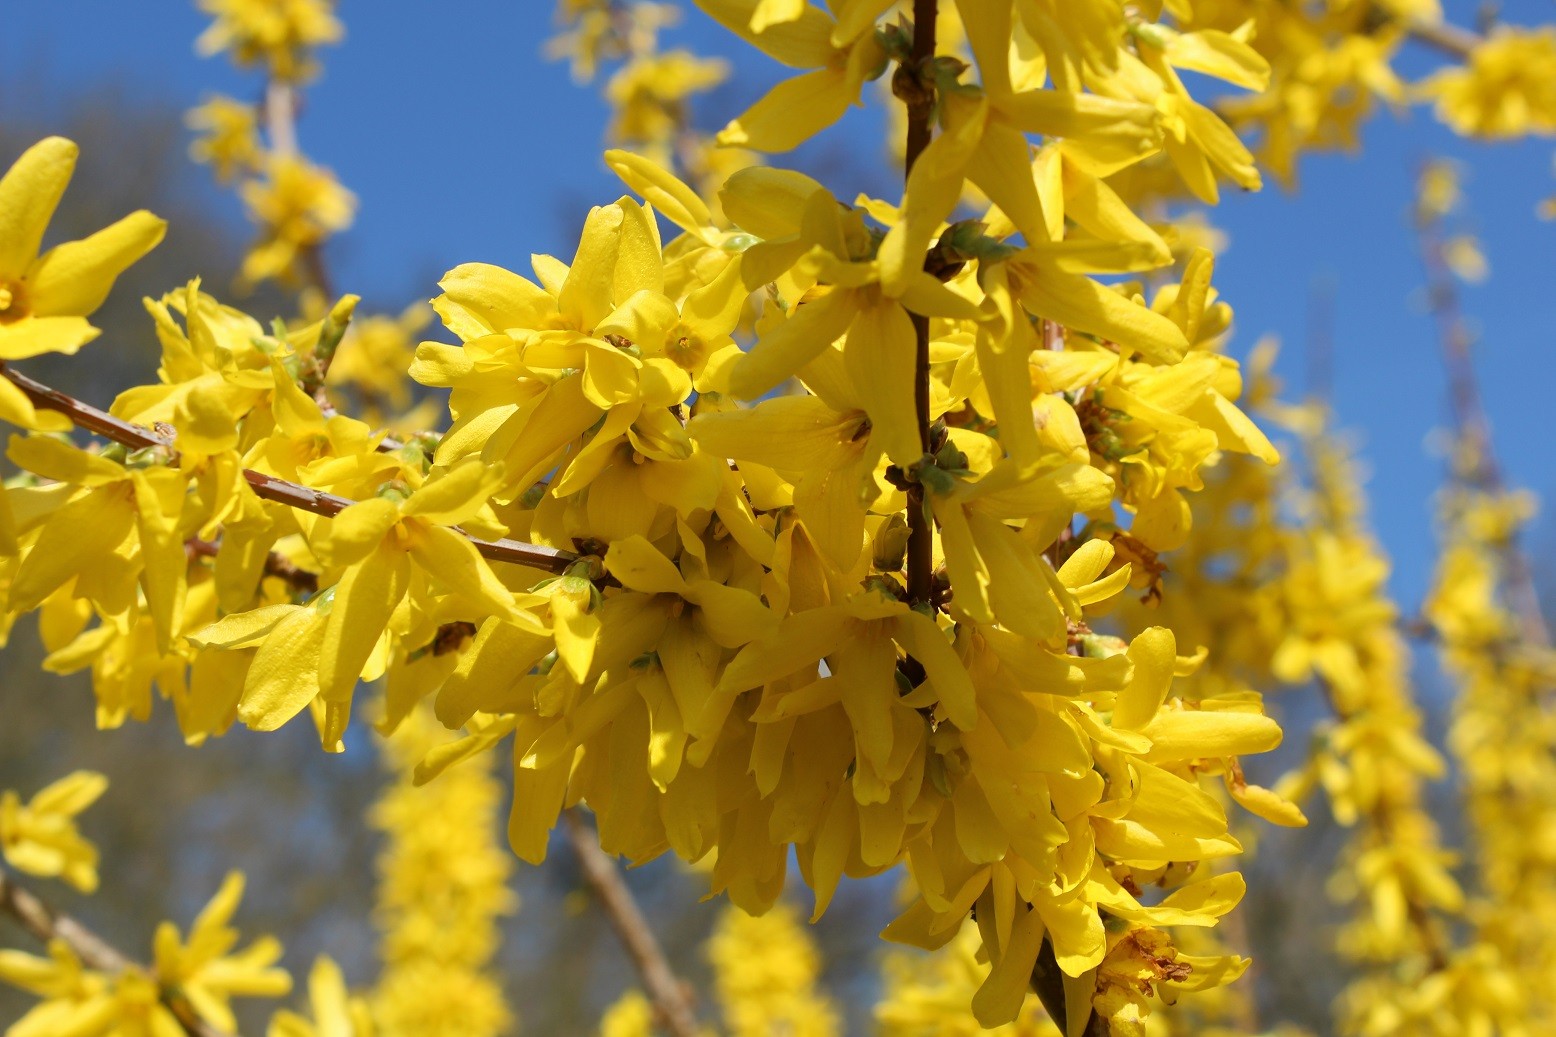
696;0;891;152
239;153;356;287
0;940;177;1037
268;956;373;1037
187;94;265;183
5;434;193;651
326;302;433;415
1418;27;1556;138
598;988;656;1037
216;458;535;745
0;771;107;893
152;871;293;1032
197;0;344;81
0;137;165;392
876;921;1058;1036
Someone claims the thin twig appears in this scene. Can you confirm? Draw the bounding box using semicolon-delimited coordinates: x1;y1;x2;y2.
1405;18;1481;59
0;364;579;576
263;76;334;301
561;809;699;1037
0;868;227;1037
1415;203;1550;648
185;538;320;594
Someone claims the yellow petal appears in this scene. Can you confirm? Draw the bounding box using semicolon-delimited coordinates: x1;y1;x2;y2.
316;497;399;567
719;167;827;240
1056;539;1114;587
693;0;835;68
878;96;987;296
1229;781;1308;827
843;297;921;465
319;542;411;699
0;137;77;276
894;611;976;730
685;580;777;647
27;211;167;317
719;68;854;153
604;149;713;239
435;262;552;338
0;316;100;360
971;903;1047;1027
1140;709;1282;762
406;522;517;615
401;458;499;525
1113;626;1176;729
729;287;856;399
973;266;1041;466
9;486;134;613
1164;29;1270;91
559;203;626;331
435;616;554;727
0;376;71;432
1016;266;1187;364
131;467;190;653
29;770;108;817
8;433;125;486
604;534;688;595
238;607;329;731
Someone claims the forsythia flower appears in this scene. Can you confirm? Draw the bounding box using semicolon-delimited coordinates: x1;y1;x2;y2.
696;0;889;152
239;154;356;287
0;940;179;1037
326;302;433;417
0;138;165;420
197;0;344;81
152;872;293;1032
187;94;265;183
268;957;374;1037
1418;26;1556;138
598;988;657;1037
0;771;107;893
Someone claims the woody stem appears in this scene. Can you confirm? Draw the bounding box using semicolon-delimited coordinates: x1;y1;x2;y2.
903;0;938;609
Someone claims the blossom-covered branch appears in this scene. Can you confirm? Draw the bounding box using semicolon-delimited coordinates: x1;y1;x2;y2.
0;363;580;576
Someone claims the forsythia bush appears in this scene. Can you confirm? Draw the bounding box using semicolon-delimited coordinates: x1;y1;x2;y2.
0;1;1553;1035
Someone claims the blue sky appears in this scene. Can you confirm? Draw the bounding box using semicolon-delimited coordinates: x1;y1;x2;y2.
5;1;1554;613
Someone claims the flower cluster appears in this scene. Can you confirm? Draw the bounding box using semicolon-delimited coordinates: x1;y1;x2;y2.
369;705;517;1037
4;0;1556;1034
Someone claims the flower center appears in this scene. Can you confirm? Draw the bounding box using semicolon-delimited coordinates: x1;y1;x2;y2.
0;278;27;324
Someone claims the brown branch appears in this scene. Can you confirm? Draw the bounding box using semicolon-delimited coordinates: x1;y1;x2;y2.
897;0;938;610
263;75;335;303
0;868;227;1037
1405;18;1481;59
561;809;699;1037
0;364;579;576
185;538;320;594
